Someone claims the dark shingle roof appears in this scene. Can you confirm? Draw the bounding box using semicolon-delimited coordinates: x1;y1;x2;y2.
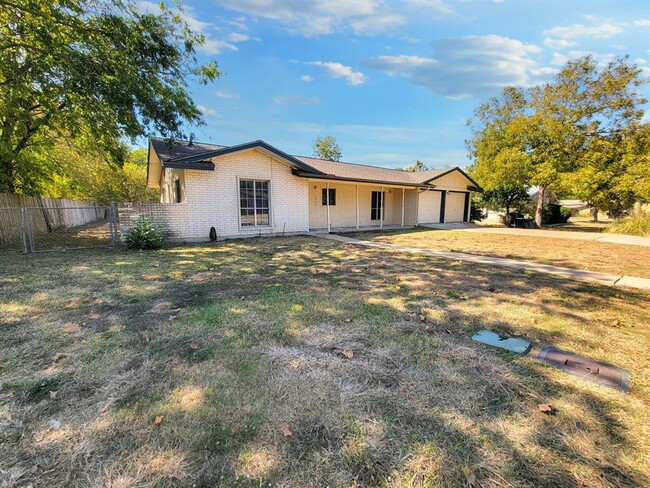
150;138;224;162
149;138;477;188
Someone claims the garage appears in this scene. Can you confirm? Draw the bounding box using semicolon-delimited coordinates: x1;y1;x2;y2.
444;192;467;222
418;190;442;224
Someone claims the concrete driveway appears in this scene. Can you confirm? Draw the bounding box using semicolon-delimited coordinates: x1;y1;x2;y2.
421;223;650;247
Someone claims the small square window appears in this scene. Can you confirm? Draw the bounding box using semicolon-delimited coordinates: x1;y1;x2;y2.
322;188;336;206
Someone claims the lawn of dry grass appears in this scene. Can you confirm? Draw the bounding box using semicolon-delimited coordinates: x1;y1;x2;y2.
1;237;649;487
346;228;650;279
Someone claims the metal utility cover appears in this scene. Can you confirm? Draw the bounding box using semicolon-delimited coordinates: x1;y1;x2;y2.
538;347;631;392
472;330;532;354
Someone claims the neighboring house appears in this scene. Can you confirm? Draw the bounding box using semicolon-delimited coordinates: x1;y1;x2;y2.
558;199;592;217
144;138;482;241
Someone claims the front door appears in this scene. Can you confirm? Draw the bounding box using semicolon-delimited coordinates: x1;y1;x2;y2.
371;191;384;221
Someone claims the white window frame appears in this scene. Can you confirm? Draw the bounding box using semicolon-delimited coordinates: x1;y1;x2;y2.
238;178;271;228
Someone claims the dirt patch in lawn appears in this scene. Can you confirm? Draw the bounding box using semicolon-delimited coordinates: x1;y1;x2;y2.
0;236;648;487
347;228;650;278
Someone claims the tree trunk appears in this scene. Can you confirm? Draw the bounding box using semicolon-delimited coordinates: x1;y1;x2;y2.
535;187;545;228
591;207;598;222
0;157;15;193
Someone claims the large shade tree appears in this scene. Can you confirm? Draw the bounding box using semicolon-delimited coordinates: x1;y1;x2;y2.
0;0;220;193
467;56;647;226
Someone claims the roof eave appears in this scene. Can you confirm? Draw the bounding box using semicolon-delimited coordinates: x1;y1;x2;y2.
163;161;215;171
422;167;483;190
292;170;436;188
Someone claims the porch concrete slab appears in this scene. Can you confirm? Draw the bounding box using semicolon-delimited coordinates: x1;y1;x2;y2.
315;233;650;290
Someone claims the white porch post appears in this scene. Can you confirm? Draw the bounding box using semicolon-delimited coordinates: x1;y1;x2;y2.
380;186;384;229
415;189;420;226
326;181;331;233
401;188;405;227
355;185;359;230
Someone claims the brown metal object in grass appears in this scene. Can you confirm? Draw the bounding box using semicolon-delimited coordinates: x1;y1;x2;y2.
538;348;630;392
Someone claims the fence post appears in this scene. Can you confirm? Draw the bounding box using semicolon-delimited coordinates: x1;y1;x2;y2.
20;208;28;254
110;203;119;244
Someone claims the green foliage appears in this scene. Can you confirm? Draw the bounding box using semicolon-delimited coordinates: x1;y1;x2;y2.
38;134;158;204
124;216;164;250
398;160;428;172
467;56;647;226
0;0;221;193
520;202;571;225
312;135;342;161
469;201;485;222
480;185;530;215
607;203;650;237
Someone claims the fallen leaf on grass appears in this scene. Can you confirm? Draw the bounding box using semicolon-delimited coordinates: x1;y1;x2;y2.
280;423;292;437
342;349;354;359
49;390;58;400
189;342;201;350
344;318;352;323
538;403;557;415
153;416;163;426
50;419;61;430
30;465;40;474
419;315;427;323
459;296;469;301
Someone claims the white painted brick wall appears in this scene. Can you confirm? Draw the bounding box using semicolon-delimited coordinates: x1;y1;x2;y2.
121;149;310;241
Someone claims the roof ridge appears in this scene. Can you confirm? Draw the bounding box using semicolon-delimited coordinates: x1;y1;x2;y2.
294;154;451;174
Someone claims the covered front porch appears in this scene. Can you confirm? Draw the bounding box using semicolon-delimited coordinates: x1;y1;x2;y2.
306;179;420;232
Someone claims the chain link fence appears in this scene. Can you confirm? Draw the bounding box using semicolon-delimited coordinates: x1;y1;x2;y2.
0;204;120;253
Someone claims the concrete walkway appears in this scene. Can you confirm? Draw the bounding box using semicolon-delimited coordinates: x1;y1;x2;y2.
420;223;650;247
317;233;650;291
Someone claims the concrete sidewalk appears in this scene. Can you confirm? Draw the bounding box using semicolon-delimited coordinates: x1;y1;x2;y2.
420;223;650;247
318;233;650;291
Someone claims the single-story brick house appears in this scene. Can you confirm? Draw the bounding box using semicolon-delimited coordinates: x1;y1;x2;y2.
143;138;482;241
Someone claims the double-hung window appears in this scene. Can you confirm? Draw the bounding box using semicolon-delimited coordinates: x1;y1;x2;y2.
322;188;336;206
239;180;270;226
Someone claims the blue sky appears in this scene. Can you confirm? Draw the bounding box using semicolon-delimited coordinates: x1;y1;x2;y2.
139;0;650;169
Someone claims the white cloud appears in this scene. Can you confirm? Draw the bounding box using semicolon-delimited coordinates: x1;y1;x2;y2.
300;75;314;82
306;62;366;86
402;0;455;16
200;39;238;55
544;37;576;49
137;1;251;55
635;58;647;64
634;19;650;28
215;91;240;99
363;35;542;98
226;33;250;42
551;52;568;66
273;96;320;105
543;22;624;40
197;105;219;116
213;0;410;36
